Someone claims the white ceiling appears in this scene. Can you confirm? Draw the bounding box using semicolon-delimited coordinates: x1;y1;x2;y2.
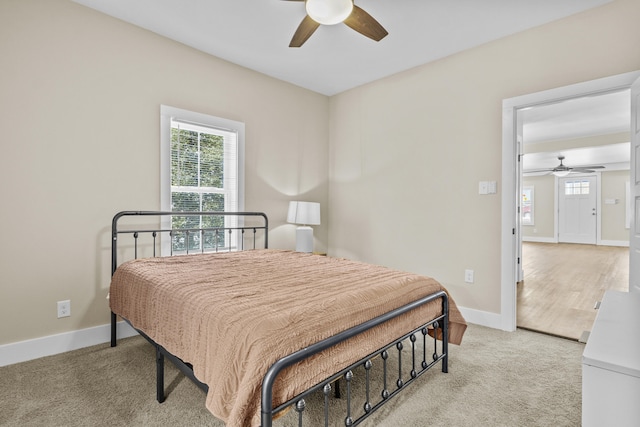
72;0;612;96
522;89;631;172
522;90;631;144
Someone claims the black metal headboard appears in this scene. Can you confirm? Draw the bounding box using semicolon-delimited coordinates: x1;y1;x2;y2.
111;211;269;276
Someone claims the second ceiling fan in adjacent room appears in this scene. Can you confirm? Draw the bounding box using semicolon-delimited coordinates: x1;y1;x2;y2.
525;155;606;177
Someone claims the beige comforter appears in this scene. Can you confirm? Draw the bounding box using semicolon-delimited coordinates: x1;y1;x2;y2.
109;250;466;426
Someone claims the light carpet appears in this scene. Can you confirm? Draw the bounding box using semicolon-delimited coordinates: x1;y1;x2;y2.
0;324;584;426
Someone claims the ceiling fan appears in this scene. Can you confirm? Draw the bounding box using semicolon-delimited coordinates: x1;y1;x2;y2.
285;0;388;47
525;155;605;177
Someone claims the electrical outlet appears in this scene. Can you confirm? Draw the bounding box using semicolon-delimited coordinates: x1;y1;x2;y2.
464;269;474;284
57;300;71;318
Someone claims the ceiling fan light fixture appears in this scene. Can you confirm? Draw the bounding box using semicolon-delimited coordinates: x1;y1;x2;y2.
552;170;571;177
305;0;353;25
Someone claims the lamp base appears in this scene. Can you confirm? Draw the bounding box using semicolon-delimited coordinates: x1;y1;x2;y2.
295;226;314;253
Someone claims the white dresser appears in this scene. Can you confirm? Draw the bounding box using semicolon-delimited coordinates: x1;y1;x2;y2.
582;290;640;427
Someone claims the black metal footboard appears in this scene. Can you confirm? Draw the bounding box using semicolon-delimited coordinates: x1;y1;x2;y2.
261;291;449;427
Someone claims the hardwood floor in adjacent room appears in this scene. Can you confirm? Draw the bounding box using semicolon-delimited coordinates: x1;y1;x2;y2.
517;242;629;341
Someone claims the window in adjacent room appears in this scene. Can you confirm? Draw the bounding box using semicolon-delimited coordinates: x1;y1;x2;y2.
160;105;245;253
564;179;590;195
521;186;534;226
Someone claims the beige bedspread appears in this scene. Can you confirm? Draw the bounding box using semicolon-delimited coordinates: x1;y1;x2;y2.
109;250;466;427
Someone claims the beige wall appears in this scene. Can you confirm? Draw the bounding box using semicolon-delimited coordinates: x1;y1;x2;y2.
328;0;640;314
0;0;329;345
522;175;556;239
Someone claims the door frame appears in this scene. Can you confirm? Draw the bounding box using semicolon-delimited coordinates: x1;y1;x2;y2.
630;77;640;293
500;71;640;331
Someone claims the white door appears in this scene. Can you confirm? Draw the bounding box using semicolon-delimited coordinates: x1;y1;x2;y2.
630;77;640;293
558;175;597;244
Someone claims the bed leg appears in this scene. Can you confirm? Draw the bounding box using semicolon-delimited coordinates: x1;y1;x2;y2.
156;346;166;403
110;312;117;347
440;323;449;373
441;323;449;373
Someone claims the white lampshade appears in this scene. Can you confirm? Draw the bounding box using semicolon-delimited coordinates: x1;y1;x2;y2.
287;201;320;253
287;201;321;225
305;0;353;25
553;170;571;177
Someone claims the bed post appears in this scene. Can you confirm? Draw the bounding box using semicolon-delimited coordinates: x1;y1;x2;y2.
111;312;117;347
441;293;449;373
110;212;123;347
156;346;166;403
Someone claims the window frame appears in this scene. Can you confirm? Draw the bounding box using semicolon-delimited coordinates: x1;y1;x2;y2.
160;105;245;254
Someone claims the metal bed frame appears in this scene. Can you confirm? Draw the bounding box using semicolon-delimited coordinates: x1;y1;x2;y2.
110;211;450;427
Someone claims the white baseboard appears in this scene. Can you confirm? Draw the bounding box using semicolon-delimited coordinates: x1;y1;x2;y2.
522;236;556;243
1;307;506;367
599;240;629;247
0;321;138;367
457;306;505;330
524;237;629;248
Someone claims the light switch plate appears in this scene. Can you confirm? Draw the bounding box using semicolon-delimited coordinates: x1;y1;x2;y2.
479;181;488;195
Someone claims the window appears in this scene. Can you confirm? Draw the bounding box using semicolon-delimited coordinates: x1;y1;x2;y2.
160;105;244;253
521;186;534;226
564;180;590;195
626;181;631;229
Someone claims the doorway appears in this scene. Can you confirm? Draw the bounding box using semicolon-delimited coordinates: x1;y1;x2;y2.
517;92;629;339
500;71;640;332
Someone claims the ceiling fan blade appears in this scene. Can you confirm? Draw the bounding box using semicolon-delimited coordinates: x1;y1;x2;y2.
290;15;321;47
571;167;603;173
523;168;554;174
523;170;552;176
344;5;388;42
